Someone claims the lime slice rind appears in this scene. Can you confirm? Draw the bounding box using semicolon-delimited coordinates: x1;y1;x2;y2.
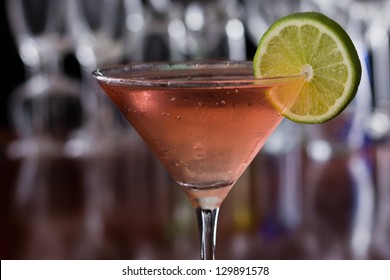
254;12;362;124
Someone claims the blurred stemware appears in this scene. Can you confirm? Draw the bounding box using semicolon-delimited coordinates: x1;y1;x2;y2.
242;0;309;258
365;0;390;141
6;0;83;158
165;0;246;60
65;0;134;157
6;0;71;77
244;0;317;47
141;0;173;60
365;0;390;259
14;152;85;259
13;149;121;259
302;0;379;259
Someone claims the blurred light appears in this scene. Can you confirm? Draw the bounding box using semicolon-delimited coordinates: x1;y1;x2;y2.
307;140;332;163
368;110;390;140
264;130;285;154
168;19;186;40
19;39;40;68
231;234;250;258
369;26;388;48
185;3;204;32
76;44;96;68
168;19;187;54
126;14;144;32
225;19;244;40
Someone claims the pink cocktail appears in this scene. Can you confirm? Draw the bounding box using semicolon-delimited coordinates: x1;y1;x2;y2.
93;61;305;259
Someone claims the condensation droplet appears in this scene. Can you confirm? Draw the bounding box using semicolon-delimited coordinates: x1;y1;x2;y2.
221;100;226;105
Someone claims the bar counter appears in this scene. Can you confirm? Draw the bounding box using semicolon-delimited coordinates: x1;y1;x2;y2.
0;128;389;260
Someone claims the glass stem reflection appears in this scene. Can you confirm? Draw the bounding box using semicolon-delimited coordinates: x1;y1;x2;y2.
196;207;219;260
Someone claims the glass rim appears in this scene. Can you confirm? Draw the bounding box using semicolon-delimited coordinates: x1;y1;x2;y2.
92;60;306;87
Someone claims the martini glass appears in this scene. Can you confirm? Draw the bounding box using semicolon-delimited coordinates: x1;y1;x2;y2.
92;60;305;260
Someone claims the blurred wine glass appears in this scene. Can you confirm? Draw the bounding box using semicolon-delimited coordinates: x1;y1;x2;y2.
140;0;173;60
244;0;318;48
243;0;378;259
6;0;83;158
365;0;390;259
241;0;311;259
302;0;380;259
365;0;390;142
13;149;123;259
14;153;85;259
160;0;246;60
65;0;137;157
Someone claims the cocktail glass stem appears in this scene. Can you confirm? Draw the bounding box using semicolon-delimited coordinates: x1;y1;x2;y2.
196;207;220;260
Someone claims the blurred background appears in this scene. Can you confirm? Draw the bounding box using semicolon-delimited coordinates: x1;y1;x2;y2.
0;0;389;260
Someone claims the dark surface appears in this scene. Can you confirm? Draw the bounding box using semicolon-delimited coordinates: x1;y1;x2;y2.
0;129;388;260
